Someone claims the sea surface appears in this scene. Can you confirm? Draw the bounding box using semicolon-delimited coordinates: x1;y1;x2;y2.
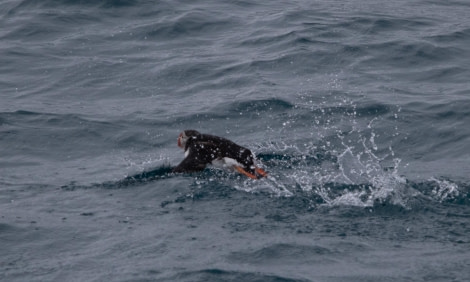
1;0;470;281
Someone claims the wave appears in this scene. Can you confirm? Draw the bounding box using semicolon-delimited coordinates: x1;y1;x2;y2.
59;149;469;211
61;165;173;190
5;0;138;13
163;268;308;282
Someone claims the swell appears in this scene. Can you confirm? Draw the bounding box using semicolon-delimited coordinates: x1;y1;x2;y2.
0;110;120;151
164;268;308;282
144;10;236;40
61;165;174;191
5;0;138;15
172;98;294;125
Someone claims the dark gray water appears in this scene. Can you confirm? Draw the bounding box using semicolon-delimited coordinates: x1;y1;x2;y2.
1;0;470;281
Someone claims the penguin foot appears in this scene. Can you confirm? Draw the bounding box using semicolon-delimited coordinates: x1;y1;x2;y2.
234;166;268;179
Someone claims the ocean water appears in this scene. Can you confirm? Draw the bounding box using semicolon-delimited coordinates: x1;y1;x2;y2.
1;0;470;281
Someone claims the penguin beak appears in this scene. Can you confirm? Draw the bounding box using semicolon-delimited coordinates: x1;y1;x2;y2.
234;166;268;179
177;133;183;148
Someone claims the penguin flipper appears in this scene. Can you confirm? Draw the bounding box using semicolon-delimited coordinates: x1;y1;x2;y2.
172;143;211;173
172;156;207;173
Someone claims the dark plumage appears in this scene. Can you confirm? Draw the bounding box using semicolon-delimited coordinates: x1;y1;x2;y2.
172;130;267;179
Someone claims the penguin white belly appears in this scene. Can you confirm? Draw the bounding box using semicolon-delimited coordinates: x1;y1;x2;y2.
211;157;242;169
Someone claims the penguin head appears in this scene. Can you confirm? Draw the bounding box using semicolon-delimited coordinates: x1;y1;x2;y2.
177;130;200;149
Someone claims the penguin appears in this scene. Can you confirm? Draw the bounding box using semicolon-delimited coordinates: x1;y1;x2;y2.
172;130;267;179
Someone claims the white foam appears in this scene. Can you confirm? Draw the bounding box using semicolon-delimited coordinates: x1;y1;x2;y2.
430;177;460;202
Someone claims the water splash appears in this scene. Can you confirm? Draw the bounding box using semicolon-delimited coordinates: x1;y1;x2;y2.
241;91;414;208
429;177;460;202
232;178;293;197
